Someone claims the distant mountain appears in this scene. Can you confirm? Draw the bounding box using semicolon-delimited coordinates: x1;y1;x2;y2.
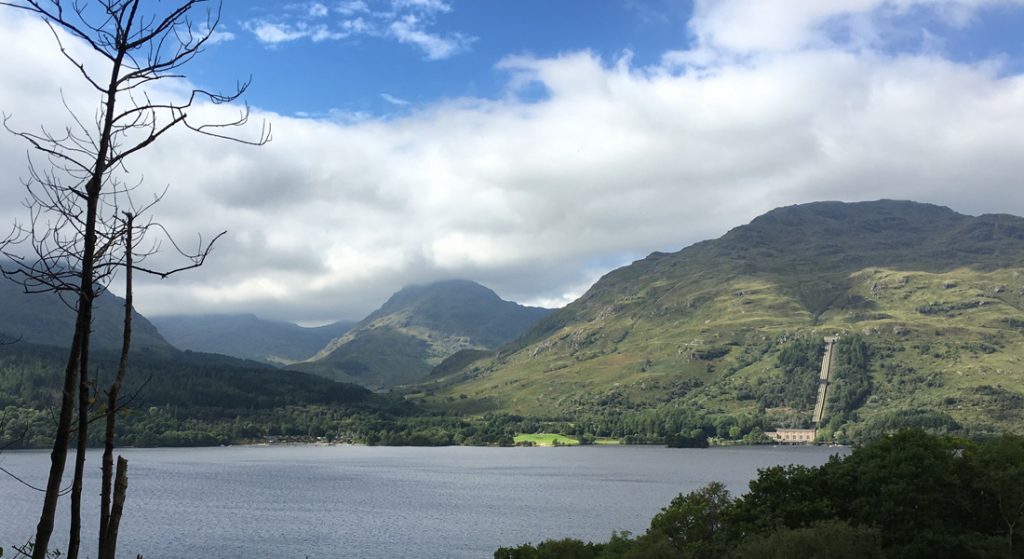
422;201;1024;440
293;279;552;389
151;314;355;365
0;275;171;351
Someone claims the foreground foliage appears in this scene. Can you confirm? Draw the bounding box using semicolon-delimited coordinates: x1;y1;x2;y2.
495;431;1024;559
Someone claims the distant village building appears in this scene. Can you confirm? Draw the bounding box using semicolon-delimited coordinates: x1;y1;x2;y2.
764;428;817;444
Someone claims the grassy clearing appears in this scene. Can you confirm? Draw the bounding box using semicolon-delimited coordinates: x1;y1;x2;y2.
514;433;579;446
512;434;623;446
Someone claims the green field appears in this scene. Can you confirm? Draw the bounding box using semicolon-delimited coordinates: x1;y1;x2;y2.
513;433;623;446
513;433;580;446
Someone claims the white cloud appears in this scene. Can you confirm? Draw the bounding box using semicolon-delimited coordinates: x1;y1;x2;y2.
196;22;236;45
388;15;470;60
380;93;411;106
4;6;1024;323
208;29;236;44
336;1;370;16
244;21;310;44
342;17;374;34
243;20;346;45
309;3;329;18
311;25;346;42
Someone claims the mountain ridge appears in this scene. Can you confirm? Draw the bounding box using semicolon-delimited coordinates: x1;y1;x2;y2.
416;200;1024;440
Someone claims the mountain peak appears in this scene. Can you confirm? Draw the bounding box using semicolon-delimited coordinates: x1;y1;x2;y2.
378;279;501;313
296;279;551;389
754;199;957;221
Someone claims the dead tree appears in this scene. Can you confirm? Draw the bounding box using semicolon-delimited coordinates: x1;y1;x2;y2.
0;2;269;558
98;213;135;559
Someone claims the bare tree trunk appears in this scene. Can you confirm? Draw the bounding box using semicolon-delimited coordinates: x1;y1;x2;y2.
68;312;92;559
32;328;82;557
99;213;134;559
101;456;129;559
35;190;99;558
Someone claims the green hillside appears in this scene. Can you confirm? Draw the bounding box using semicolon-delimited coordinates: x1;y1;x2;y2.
150;314;355;364
416;201;1024;441
293;279;551;389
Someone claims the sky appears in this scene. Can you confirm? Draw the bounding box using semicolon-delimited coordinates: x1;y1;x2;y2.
2;0;1024;324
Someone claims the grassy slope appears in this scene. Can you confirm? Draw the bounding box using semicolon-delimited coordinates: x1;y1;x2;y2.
415;201;1024;436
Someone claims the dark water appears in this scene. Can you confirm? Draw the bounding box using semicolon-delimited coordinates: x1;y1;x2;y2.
0;445;846;558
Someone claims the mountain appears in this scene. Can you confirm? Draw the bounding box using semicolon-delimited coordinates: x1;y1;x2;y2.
293;279;552;389
0;275;171;351
418;201;1024;440
150;314;355;365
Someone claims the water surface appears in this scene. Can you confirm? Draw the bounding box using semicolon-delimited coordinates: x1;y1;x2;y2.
0;445;846;558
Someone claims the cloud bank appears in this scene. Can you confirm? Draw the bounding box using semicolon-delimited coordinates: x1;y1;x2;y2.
2;2;1024;324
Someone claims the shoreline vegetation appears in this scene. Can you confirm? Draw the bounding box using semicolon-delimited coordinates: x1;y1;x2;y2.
495;430;1024;559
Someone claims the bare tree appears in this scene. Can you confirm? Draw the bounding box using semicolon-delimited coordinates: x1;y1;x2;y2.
102;216;134;559
99;211;135;559
0;1;269;558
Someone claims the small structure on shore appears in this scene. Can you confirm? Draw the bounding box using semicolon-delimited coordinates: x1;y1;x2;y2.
764;428;817;444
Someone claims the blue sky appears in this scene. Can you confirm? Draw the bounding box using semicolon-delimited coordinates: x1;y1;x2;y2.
193;0;693;117
3;0;1024;322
